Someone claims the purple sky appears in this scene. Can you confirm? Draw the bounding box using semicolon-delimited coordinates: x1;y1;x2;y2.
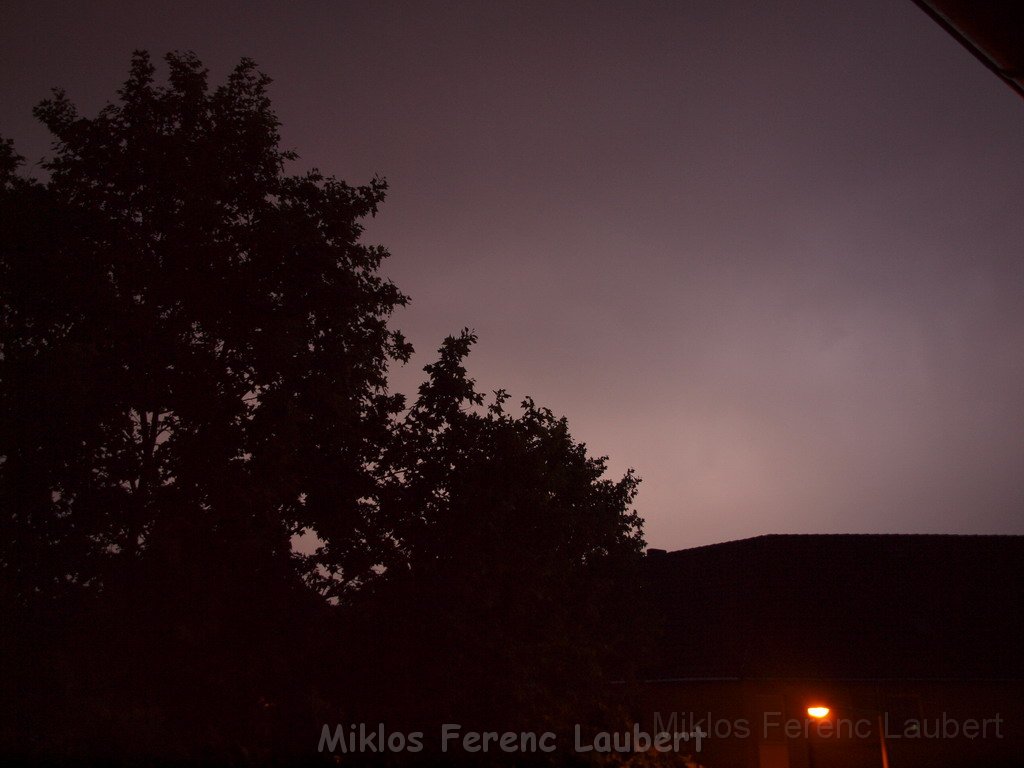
3;1;1022;550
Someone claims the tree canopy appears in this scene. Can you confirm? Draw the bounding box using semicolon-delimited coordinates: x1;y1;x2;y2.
0;52;647;764
352;330;645;735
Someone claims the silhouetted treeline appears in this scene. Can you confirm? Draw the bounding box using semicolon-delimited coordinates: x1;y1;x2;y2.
0;52;650;765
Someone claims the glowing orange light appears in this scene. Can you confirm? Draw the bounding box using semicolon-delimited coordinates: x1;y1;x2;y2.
807;706;830;719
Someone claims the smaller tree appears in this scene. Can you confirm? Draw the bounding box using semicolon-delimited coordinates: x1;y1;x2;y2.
342;331;647;742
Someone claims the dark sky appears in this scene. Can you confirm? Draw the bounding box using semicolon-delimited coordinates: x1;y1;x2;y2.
3;1;1022;550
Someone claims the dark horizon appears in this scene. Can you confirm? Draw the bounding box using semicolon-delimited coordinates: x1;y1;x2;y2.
2;0;1022;551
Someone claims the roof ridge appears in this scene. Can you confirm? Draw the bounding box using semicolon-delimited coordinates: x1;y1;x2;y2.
655;531;1024;556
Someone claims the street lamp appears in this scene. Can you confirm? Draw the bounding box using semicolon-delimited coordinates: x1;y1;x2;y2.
806;703;891;768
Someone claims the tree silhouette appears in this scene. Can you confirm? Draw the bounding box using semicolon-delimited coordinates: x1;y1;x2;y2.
345;331;646;738
0;52;647;763
2;51;411;604
1;51;414;761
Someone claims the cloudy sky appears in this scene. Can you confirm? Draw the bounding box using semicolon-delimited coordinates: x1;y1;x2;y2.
3;0;1022;550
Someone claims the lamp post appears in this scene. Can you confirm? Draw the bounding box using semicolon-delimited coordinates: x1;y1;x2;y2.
806;703;891;768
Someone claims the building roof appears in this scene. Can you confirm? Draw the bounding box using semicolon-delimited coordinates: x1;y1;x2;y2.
641;533;1024;681
911;0;1024;99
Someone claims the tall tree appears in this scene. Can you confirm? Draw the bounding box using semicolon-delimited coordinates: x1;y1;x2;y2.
1;51;411;604
1;51;413;762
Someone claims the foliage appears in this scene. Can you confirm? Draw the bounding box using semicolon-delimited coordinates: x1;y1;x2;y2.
0;52;647;763
345;331;645;739
1;51;411;603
